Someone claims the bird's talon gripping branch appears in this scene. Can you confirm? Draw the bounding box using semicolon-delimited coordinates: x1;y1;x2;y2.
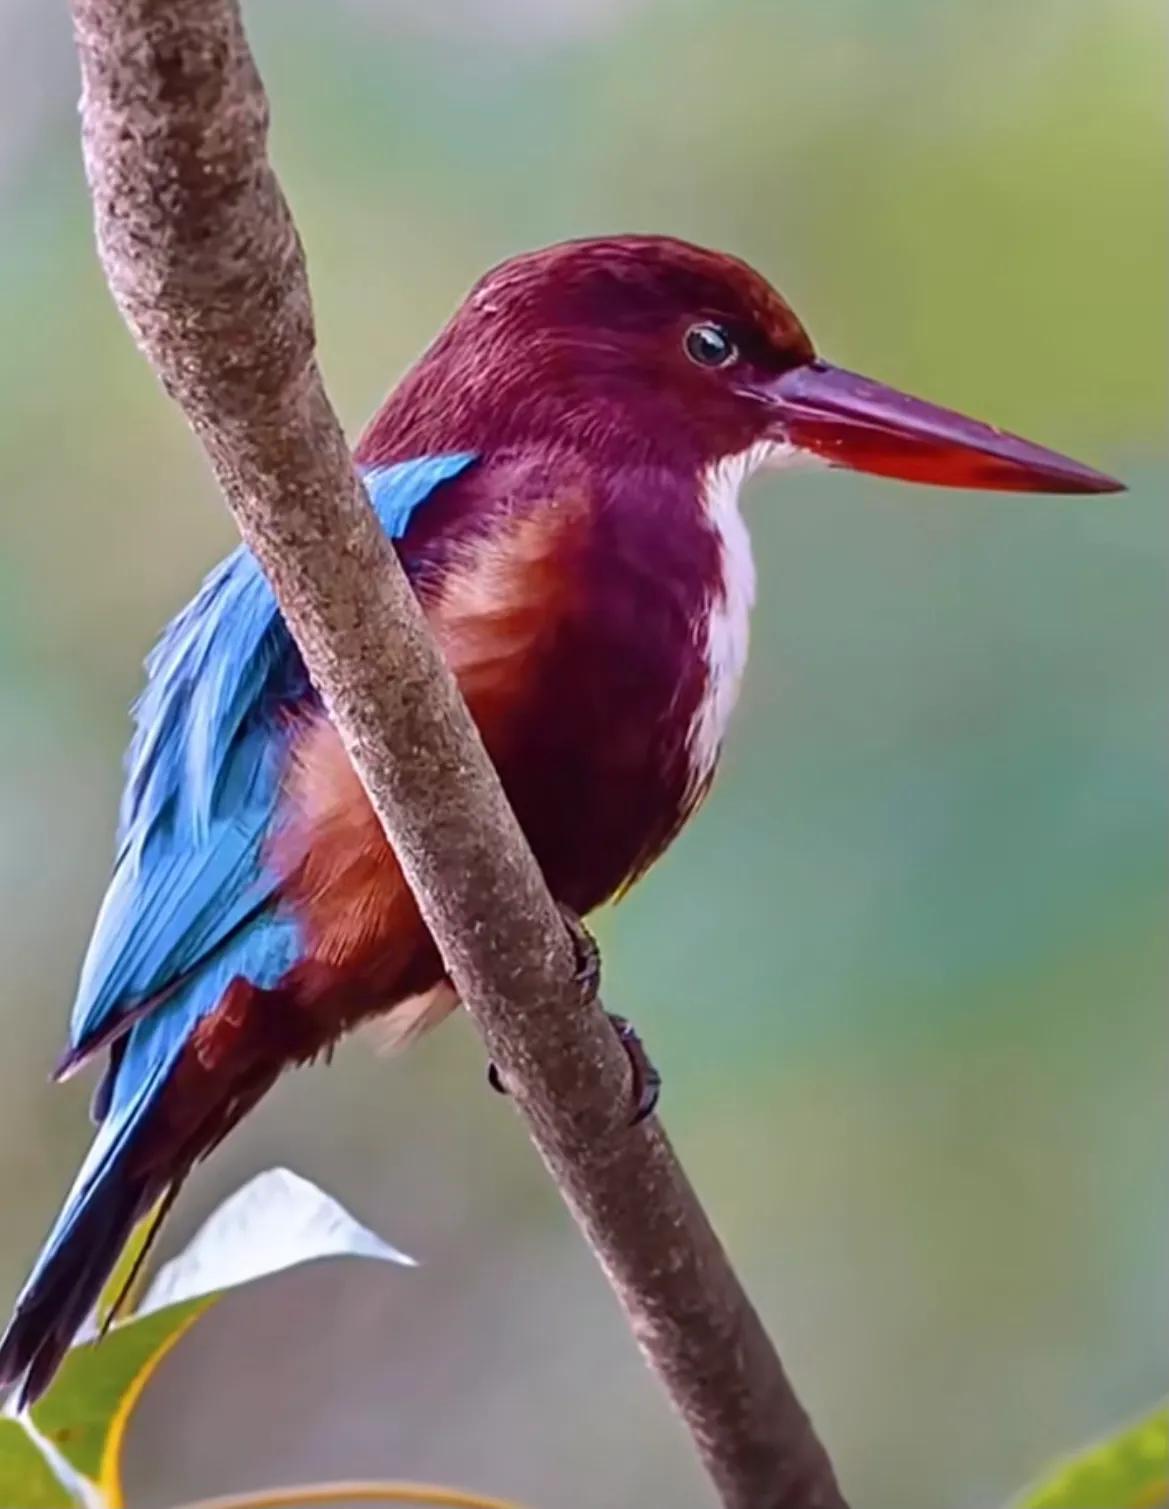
558;904;601;1003
486;905;601;1099
609;1013;662;1125
488;1010;661;1126
486;907;658;1122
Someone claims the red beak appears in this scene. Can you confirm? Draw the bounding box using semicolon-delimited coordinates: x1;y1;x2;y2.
762;359;1123;494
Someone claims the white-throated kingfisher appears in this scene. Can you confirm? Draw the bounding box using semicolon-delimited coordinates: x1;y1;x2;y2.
0;235;1122;1402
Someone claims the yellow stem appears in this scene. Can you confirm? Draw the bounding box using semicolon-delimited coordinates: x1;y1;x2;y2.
166;1481;530;1509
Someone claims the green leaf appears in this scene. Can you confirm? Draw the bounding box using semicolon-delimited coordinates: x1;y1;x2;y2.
1;1168;414;1509
0;1419;79;1508
28;1295;212;1505
1010;1403;1168;1509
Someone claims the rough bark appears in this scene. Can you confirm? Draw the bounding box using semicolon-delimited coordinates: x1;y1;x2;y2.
65;4;849;1505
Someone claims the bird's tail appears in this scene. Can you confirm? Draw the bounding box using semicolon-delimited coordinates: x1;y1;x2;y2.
1;912;303;1407
0;1010;194;1407
0;1150;175;1408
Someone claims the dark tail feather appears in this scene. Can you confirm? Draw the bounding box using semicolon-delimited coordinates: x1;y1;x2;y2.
0;1160;171;1407
3;929;297;1405
0;1014;190;1408
100;1182;182;1336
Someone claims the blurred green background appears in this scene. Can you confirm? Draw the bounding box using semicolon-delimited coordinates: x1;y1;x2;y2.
0;1;1165;1506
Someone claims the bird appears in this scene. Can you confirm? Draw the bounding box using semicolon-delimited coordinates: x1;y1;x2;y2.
0;234;1122;1404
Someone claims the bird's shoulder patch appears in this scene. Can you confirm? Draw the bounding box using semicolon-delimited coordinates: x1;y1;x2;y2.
274;489;588;977
275;718;422;974
428;489;589;737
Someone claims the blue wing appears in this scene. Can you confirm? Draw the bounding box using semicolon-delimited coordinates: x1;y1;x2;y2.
0;452;476;1402
64;451;477;1072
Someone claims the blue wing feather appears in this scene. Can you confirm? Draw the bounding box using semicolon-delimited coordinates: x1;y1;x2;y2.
40;908;303;1275
0;451;476;1402
66;452;476;1065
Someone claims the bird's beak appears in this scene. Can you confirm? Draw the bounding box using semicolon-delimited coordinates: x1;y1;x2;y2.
759;359;1123;494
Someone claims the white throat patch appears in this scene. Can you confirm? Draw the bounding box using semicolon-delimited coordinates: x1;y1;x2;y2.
684;440;814;792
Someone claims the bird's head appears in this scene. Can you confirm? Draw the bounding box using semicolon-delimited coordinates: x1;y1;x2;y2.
362;234;1121;494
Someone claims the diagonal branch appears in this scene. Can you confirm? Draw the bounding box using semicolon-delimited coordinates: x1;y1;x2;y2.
64;3;848;1506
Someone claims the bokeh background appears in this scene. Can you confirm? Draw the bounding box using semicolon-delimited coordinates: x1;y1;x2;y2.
1;1;1165;1506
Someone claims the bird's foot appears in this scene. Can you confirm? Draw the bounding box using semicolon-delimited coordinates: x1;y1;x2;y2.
486;906;660;1126
605;1012;662;1125
558;903;602;1003
487;1009;661;1126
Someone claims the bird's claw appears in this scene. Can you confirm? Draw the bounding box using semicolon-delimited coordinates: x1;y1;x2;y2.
607;1012;662;1125
487;1007;661;1128
486;907;660;1124
558;903;601;1003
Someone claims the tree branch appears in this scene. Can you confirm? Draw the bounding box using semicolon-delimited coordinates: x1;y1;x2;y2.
65;4;848;1506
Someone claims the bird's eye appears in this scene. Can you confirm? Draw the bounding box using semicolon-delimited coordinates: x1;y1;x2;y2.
684;322;737;369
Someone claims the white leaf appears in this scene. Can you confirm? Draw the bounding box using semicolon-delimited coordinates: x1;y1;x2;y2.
138;1166;415;1316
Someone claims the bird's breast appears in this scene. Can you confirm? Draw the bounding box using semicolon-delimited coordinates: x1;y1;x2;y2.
476;460;754;905
277;457;757;978
409;458;757;905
